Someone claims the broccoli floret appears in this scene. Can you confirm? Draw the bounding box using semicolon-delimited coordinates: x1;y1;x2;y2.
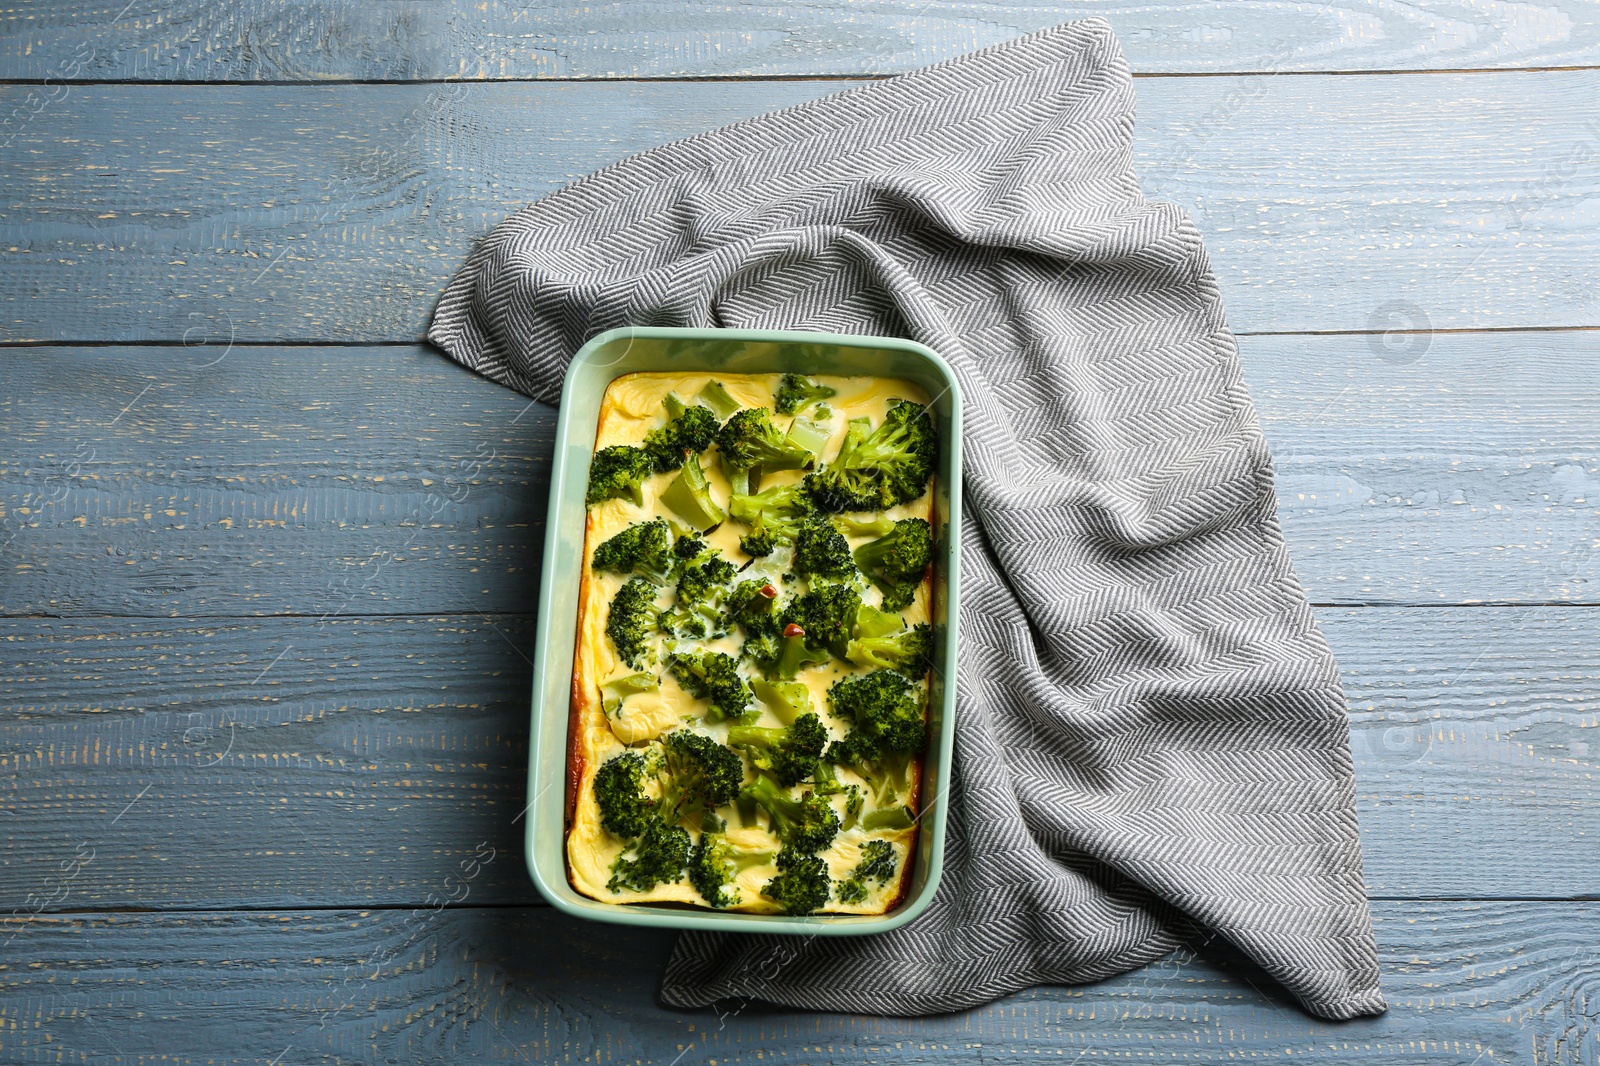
781;582;862;655
673;535;707;562
595;731;741;844
592;751;654;839
855;838;898;881
729;579;782;660
743;629;784;674
667;650;754;723
735;791;760;830
792;518;857;580
728;483;818;551
775;374;837;416
606;577;663;669
688;833;776;909
660;549;736;640
656;729;744;830
728;712;829;787
839;747;918;807
846;620;932;675
586;444;656;508
730;579;780;631
825;670;927;802
840;783;865;829
741;775;840;853
750;678;815;724
606;814;691;893
836;839;899;904
591;518;675;582
643;394;720;473
761;846;832;915
739;528;776;557
854;518;932;610
804;401;936;512
827;670;926;752
659;453;726;531
729;579;836;679
717;407;814;476
595;732;740;820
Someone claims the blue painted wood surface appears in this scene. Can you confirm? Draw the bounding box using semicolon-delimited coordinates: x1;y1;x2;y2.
0;3;1596;1063
4;903;1597;1063
3;75;1598;343
5;0;1600;78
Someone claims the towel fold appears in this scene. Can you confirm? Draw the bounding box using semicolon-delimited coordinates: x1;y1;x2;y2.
429;17;1385;1020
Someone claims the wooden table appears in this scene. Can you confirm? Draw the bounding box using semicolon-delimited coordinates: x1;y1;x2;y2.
2;3;1597;1062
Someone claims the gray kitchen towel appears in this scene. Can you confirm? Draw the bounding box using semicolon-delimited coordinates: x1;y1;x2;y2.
429;17;1386;1020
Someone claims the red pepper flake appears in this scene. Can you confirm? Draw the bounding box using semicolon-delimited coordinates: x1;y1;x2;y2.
759;583;778;599
783;623;805;638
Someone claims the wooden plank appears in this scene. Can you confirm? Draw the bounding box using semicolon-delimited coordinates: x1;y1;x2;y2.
5;334;1594;618
1;606;1595;908
1244;331;1600;606
4;0;1600;80
2;75;1597;344
0;345;549;618
0;614;538;910
1;902;1593;1063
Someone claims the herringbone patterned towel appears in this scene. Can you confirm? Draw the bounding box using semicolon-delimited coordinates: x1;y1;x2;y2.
430;18;1385;1020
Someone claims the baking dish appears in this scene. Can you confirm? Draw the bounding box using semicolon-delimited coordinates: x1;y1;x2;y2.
525;326;961;934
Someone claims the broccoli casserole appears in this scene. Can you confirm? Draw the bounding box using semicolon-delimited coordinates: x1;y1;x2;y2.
566;371;938;915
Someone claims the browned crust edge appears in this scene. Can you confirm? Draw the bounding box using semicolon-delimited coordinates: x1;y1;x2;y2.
562;511;598;892
883;625;932;914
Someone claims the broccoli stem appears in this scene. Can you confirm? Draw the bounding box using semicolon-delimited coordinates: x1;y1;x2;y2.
775;633;830;679
659;454;726;530
863;805;916;832
603;672;659;697
719;451;754;498
726;723;786;749
742;774;807;835
784;413;832;459
750;678;814;724
735;792;760;829
696;381;742;420
858;749;914;802
853;604;903;639
837;514;896;538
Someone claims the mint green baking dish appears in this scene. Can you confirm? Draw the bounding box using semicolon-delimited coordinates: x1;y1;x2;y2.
525;326;962;934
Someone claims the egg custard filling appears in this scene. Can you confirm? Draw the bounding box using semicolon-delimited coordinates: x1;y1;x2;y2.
565;371;938;915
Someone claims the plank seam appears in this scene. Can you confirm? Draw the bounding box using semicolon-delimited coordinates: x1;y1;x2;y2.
13;894;1600;920
4;603;1600;624
3;66;1600;88
3;325;1598;352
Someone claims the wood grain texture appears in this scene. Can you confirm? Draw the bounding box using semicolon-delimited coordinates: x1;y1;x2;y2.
0;345;549;617
2;902;1597;1064
3;74;1598;344
3;5;1594;1056
4;334;1595;618
1;607;1596;908
4;0;1600;80
1245;331;1600;606
0;613;537;911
